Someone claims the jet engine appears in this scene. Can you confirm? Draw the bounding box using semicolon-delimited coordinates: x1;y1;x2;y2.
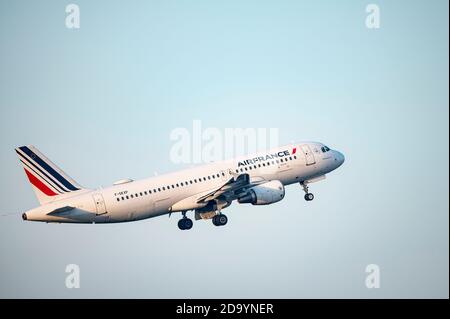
238;180;285;205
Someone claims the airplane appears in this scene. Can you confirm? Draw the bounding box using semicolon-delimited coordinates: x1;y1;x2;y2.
17;142;344;230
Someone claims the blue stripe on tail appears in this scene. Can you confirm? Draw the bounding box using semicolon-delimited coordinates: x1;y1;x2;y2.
16;150;68;193
19;146;80;191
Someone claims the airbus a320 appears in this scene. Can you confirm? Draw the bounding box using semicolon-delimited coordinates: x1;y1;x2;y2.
17;142;345;230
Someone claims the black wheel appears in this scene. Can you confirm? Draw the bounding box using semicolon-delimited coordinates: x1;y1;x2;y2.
218;214;228;226
184;218;193;230
178;219;185;230
304;193;314;201
212;215;219;226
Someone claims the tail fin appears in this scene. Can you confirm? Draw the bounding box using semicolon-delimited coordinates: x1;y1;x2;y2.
15;145;84;205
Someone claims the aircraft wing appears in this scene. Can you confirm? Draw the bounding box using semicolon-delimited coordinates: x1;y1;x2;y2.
196;173;257;204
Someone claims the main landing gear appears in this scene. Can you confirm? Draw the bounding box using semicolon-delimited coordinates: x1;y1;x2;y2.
212;213;228;227
301;182;314;201
177;211;228;230
178;211;193;230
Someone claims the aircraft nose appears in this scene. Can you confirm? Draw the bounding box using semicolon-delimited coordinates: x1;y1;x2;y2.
334;151;345;167
22;213;27;221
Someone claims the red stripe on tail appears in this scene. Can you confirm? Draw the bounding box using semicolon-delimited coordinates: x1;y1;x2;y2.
24;168;57;196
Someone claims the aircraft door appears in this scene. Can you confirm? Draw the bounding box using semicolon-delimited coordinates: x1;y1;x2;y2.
93;193;107;215
301;145;316;166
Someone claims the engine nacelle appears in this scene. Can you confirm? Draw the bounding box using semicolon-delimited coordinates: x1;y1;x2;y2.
238;180;285;205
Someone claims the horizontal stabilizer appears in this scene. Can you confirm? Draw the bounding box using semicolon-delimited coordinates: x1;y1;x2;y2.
47;206;75;215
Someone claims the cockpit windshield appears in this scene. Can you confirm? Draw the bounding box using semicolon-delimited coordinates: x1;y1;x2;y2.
321;145;331;153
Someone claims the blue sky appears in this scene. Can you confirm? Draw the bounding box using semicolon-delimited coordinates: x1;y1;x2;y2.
0;0;448;298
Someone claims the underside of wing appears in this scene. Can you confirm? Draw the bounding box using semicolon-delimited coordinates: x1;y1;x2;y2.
171;173;267;218
196;173;258;204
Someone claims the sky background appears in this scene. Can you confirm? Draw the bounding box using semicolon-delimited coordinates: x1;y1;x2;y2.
0;0;448;298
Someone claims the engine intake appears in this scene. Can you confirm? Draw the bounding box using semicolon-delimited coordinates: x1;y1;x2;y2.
238;180;285;205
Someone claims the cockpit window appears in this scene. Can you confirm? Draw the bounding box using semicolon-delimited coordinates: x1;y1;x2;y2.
321;146;331;153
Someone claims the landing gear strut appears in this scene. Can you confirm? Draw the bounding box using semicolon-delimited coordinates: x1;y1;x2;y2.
212;213;228;226
301;182;314;201
178;211;193;230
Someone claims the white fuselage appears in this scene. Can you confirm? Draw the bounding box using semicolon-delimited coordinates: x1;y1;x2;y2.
23;142;344;223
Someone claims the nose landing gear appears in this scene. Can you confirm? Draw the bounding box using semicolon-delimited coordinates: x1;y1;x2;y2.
300;182;314;201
